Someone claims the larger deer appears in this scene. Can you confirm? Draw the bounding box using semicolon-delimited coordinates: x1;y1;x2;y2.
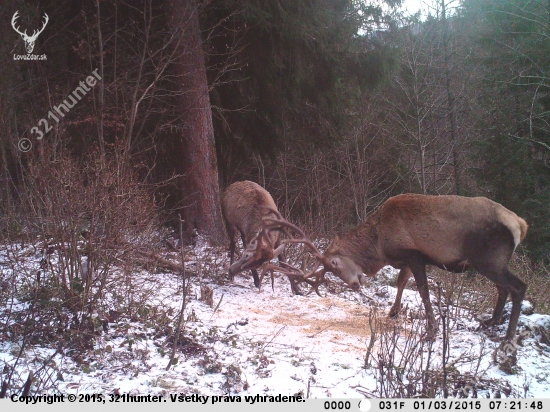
261;194;528;342
221;180;304;295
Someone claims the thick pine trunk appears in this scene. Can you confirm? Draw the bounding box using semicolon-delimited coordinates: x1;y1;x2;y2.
168;0;225;245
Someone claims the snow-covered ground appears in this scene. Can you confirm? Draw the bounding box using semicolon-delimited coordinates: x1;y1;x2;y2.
1;240;549;398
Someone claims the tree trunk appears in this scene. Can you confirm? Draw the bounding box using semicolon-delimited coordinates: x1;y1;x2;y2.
168;0;226;245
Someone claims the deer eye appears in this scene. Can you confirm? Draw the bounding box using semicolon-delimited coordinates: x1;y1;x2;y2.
331;259;337;267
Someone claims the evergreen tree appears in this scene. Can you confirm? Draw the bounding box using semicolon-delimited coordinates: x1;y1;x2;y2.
202;0;397;183
461;0;550;259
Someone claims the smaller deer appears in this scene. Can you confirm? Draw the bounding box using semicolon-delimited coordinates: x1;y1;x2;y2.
221;181;303;294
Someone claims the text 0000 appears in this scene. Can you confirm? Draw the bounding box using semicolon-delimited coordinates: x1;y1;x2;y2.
324;401;351;409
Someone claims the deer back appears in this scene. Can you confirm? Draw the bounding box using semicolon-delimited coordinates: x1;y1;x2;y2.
222;180;280;244
376;194;527;267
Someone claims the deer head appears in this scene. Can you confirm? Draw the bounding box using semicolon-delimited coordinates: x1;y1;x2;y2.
12;11;49;54
228;226;286;276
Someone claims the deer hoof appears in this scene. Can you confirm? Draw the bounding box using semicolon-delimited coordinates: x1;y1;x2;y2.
481;318;495;328
481;317;503;328
292;287;304;296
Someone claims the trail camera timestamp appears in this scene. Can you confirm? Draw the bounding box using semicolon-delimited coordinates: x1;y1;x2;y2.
374;400;547;411
489;401;544;410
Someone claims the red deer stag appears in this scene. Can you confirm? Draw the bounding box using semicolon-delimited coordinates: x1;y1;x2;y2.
221;181;303;295
262;194;528;341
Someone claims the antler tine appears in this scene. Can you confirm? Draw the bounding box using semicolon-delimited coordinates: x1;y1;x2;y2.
259;262;301;291
258;262;273;292
260;206;324;260
31;13;49;39
260;206;294;237
278;261;306;275
42;13;49;28
303;259;322;278
305;268;326;297
259;261;325;296
11;11;26;36
261;206;314;255
260;205;282;219
259;205;328;295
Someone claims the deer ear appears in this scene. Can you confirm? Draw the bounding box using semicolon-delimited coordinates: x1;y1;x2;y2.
326;236;339;254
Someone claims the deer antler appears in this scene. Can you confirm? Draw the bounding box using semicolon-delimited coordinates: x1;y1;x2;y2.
11;11;26;37
258;261;325;297
258;261;302;290
31;13;49;40
260;206;328;295
12;11;49;40
260;207;324;260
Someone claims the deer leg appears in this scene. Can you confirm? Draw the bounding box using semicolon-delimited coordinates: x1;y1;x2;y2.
409;260;437;339
477;264;526;341
252;268;261;289
389;267;412;317
288;277;304;296
229;237;236;265
482;285;508;327
226;226;236;280
278;248;303;295
503;270;527;341
233;232;248;282
276;238;286;263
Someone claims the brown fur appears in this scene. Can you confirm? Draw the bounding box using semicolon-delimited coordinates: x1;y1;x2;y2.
222;181;301;294
222;181;278;243
324;194;528;341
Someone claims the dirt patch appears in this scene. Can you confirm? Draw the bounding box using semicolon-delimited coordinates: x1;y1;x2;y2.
268;297;378;338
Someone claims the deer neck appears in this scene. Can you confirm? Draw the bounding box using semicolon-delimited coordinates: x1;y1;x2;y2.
341;213;384;276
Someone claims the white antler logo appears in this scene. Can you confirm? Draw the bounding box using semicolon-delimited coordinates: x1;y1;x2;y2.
12;11;49;54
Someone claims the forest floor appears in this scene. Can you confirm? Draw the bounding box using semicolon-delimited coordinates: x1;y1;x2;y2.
1;239;550;398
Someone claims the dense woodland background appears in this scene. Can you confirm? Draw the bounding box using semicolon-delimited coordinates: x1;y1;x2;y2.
0;0;549;259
